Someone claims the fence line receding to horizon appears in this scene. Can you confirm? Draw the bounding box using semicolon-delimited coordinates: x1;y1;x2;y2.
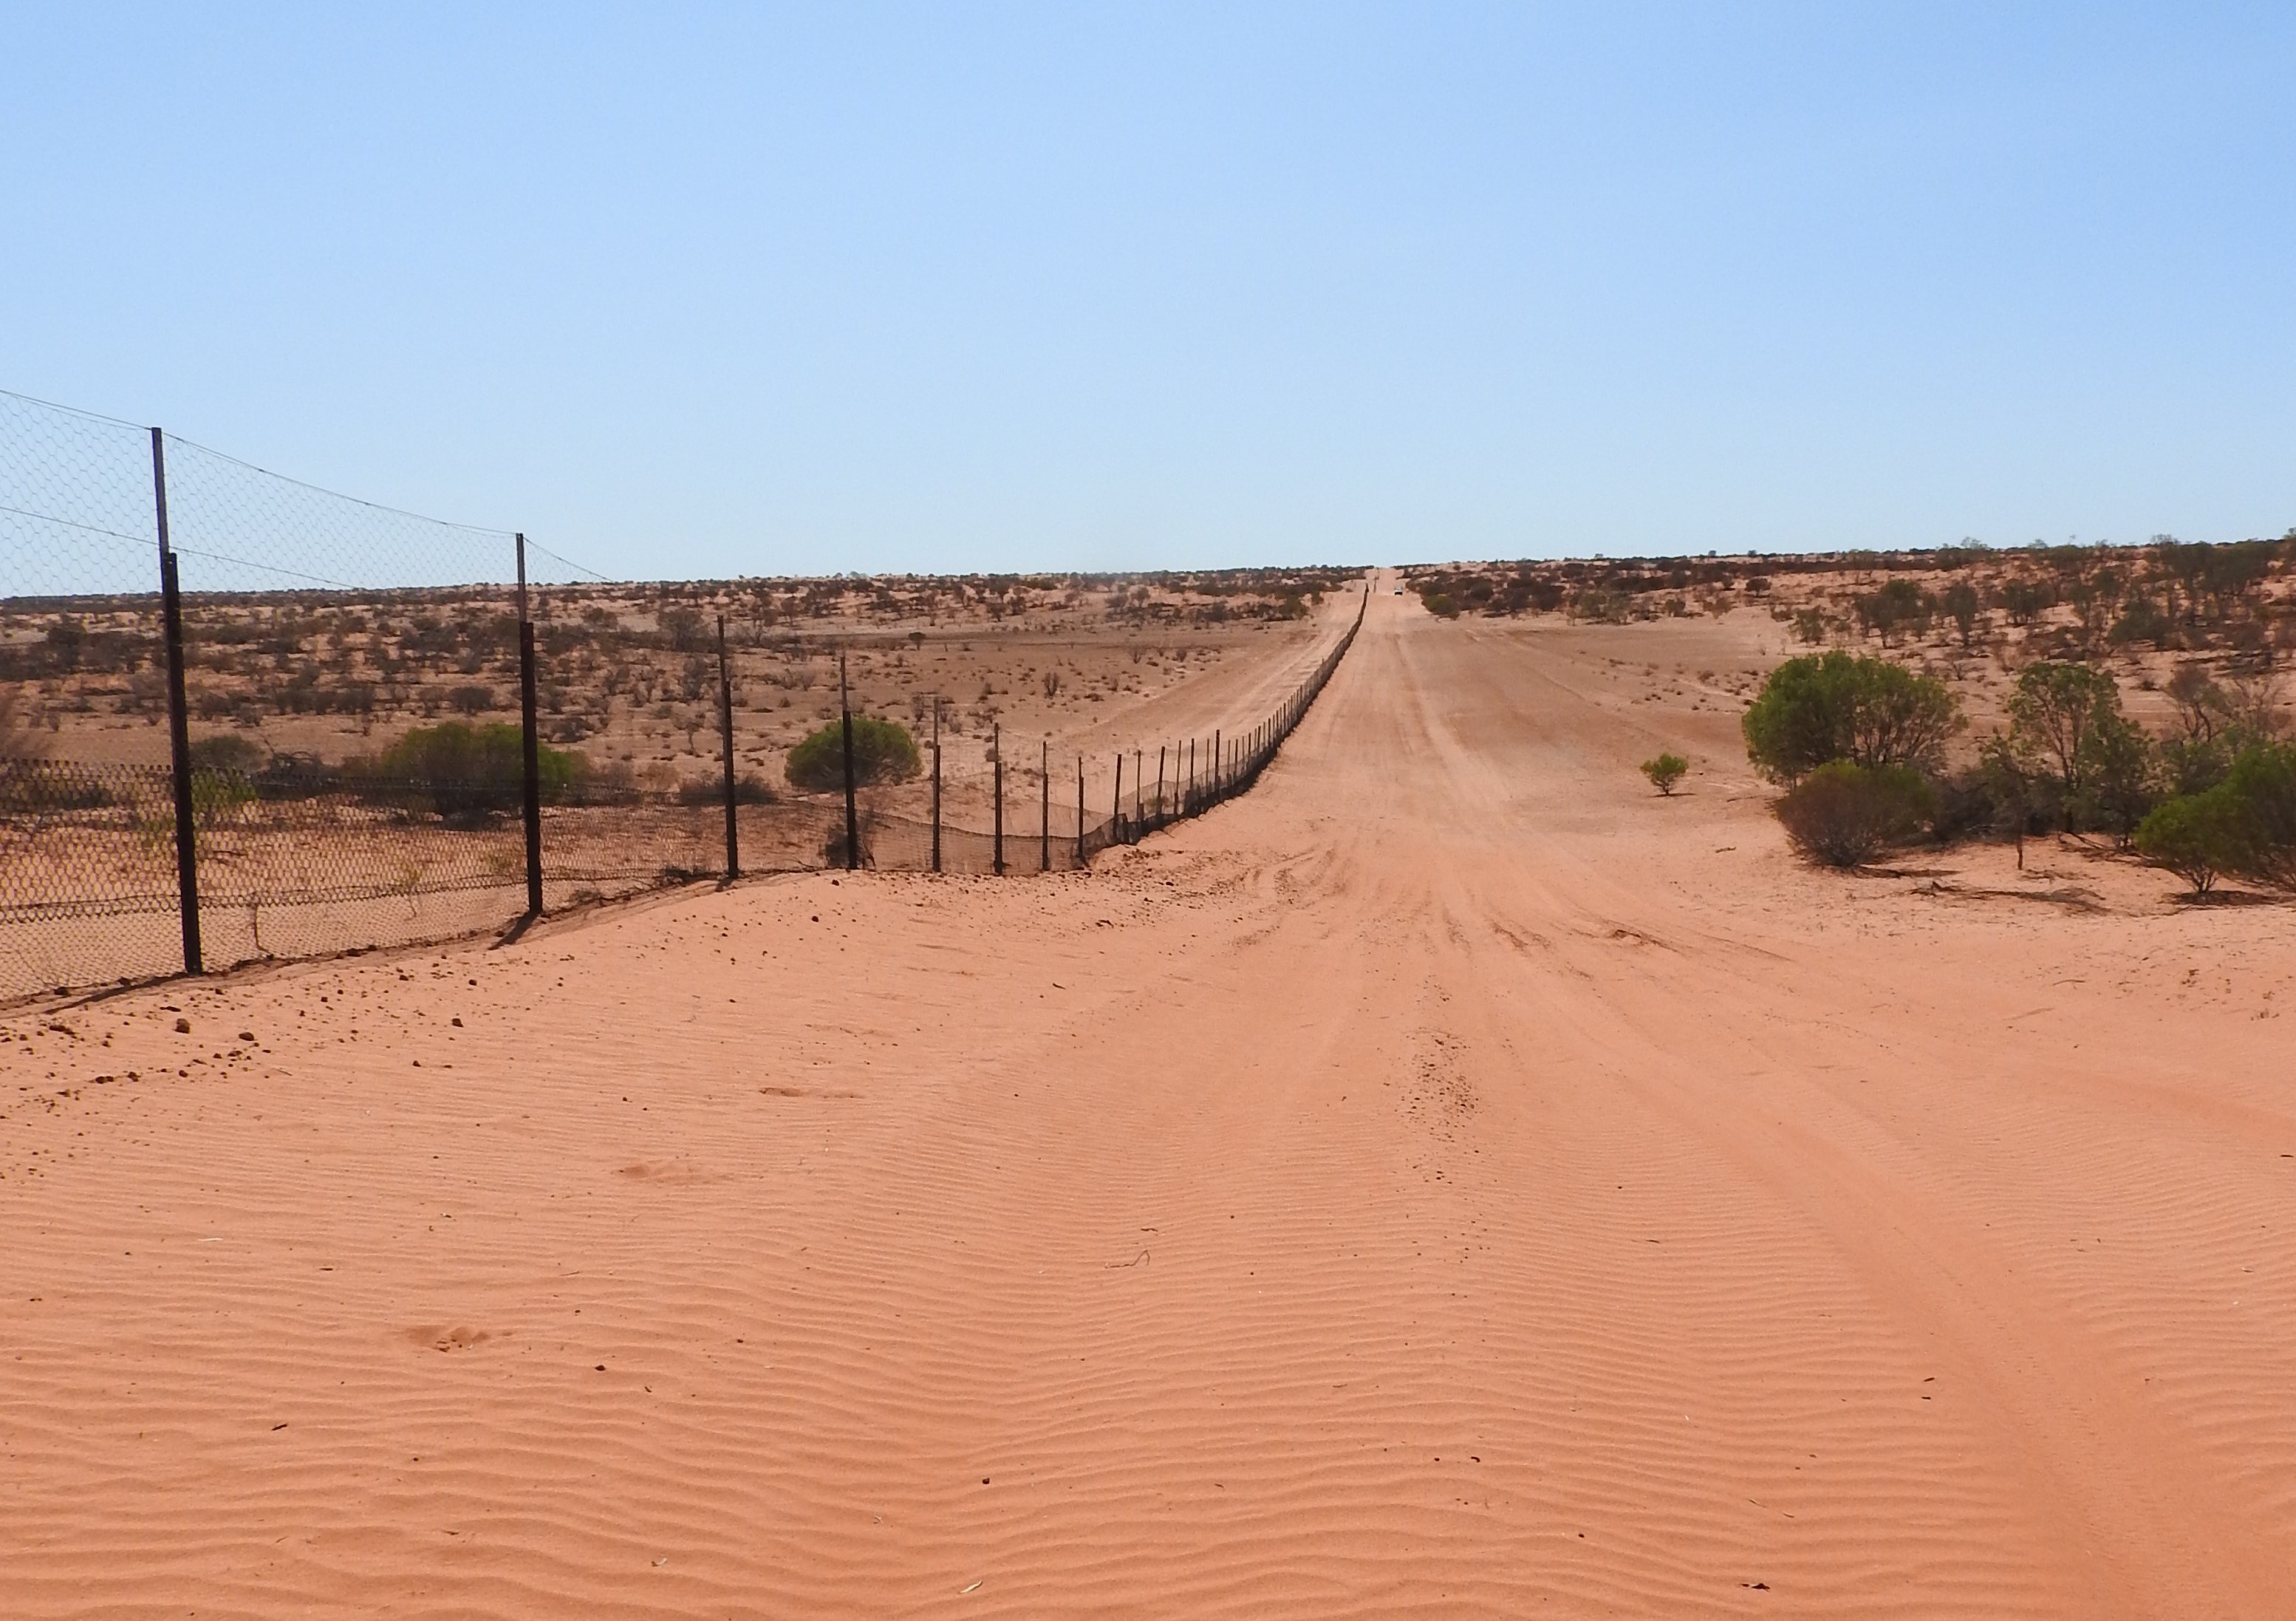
1;389;1367;1003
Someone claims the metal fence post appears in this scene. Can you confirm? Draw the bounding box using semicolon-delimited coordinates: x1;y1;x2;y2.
1212;728;1221;802
717;612;739;881
838;651;858;871
1113;751;1124;844
1076;756;1085;866
516;534;544;916
992;722;1005;876
930;699;942;873
1039;739;1050;872
153;428;201;976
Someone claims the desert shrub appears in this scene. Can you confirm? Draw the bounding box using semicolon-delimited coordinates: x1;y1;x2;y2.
2134;741;2296;893
2157;734;2232;799
1853;579;1933;645
189;768;256;826
784;716;921;793
2071;709;2160;843
2005;661;2131;830
676;771;778;806
1774;761;1936;868
824;812;876;867
1640;753;1688;795
0;760;112;813
1741;652;1961;783
0;689;46;760
355;720;589;818
1930;761;2003;844
2110;593;2176;650
188;734;266;775
2216;741;2296;887
1999;576;2054;627
1938;581;1983;648
2133;792;2244;895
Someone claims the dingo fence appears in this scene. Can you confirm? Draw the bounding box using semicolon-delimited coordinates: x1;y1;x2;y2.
2;389;1364;1003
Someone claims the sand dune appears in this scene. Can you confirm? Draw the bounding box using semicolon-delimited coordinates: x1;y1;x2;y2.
4;579;2293;1617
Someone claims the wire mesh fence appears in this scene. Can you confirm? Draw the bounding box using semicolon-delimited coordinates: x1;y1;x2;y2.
4;387;1364;1004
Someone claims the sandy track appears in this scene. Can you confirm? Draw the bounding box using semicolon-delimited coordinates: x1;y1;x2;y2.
4;582;2293;1617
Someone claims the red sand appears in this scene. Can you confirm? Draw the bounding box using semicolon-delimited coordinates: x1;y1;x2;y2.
5;581;2294;1617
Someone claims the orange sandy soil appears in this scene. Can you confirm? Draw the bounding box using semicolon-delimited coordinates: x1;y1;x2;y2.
5;579;2294;1618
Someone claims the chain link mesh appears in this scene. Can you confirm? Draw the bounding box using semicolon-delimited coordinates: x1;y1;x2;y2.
4;386;1364;1003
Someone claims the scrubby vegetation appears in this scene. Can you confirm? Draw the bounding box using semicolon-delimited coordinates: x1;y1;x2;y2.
784;717;921;793
1399;533;2296;656
1640;753;1688;795
350;720;591;818
1735;636;2296;890
2134;742;2296;896
1775;762;1936;868
1741;652;1960;782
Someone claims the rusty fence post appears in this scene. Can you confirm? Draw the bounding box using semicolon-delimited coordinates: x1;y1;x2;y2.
153;428;201;976
838;651;858;871
717;613;739;881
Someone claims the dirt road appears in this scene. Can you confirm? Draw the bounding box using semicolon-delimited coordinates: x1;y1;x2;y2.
5;581;2292;1617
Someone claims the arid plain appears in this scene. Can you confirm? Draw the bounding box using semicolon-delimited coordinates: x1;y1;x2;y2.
4;578;2293;1617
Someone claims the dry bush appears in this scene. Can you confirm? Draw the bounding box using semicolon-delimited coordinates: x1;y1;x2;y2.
1775;762;1935;868
0;688;46;760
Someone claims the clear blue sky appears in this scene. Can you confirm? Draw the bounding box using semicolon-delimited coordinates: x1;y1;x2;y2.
5;3;2292;578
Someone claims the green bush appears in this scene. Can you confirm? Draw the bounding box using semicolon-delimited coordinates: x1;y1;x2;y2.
1774;760;1935;868
1742;652;1961;783
1940;581;1983;647
1640;752;1688;795
1853;579;1933;645
784;716;921;793
2215;741;2296;887
2070;709;2160;843
356;721;589;818
2133;741;2296;894
2133;791;2244;895
2004;661;2121;826
189;768;256;825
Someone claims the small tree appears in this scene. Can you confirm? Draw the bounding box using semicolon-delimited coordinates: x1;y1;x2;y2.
2006;661;2123;825
1940;581;1983;649
1774;761;1935;868
1741;652;1961;782
784;715;921;793
2216;740;2296;887
2133;792;2241;895
2131;740;2296;895
2072;709;2159;844
1640;753;1688;796
1853;579;1933;646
